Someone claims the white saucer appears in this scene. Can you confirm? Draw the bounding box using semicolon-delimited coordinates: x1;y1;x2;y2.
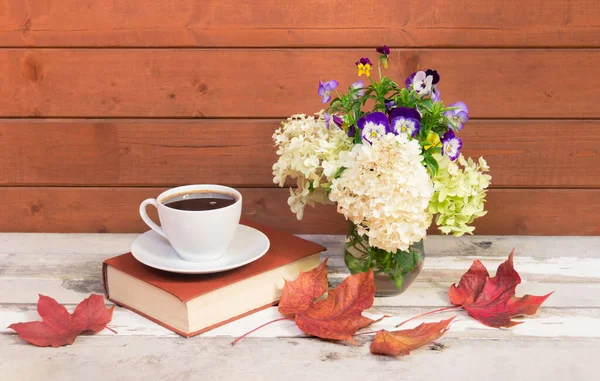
131;225;270;274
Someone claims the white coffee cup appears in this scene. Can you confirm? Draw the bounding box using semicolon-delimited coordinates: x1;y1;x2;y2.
139;184;242;262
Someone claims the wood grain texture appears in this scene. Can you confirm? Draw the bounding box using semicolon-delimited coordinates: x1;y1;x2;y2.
1;119;598;188
1;187;598;235
1;234;598;379
2;49;600;118
4;233;598;258
2;336;599;381
2;305;597;336
1;0;599;47
1;234;596;306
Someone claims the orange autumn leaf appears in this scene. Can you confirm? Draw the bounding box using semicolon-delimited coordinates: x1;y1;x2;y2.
278;258;329;317
235;262;377;346
294;269;377;344
9;294;114;348
449;249;553;328
370;317;456;356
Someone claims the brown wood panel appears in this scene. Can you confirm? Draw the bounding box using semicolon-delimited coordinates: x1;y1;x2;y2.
1;119;599;188
0;119;275;187
1;0;598;47
1;187;598;235
1;49;599;118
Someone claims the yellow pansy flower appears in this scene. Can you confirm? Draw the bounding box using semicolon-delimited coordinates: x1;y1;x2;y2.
357;63;371;77
355;58;372;77
424;131;441;150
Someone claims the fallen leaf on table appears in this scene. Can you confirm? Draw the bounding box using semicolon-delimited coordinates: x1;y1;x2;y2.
370;317;455;356
235;260;377;345
71;294;115;333
449;249;553;327
9;294;114;347
294;269;377;344
278;258;329;317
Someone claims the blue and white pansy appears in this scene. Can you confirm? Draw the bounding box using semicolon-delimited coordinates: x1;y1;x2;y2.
441;130;462;161
444;102;469;130
357;112;390;144
405;69;440;97
389;107;421;138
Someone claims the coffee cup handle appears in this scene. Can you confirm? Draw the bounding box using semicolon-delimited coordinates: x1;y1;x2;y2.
139;198;167;239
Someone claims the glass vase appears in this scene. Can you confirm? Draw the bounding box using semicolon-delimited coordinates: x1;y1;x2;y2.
344;223;425;297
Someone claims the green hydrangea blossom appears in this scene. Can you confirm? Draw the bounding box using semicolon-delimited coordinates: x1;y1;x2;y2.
428;153;491;236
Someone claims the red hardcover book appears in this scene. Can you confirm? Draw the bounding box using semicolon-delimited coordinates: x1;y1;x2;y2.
102;220;325;337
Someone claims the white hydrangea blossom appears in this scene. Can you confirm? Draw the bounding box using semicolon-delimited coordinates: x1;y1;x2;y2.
273;113;353;220
329;133;434;252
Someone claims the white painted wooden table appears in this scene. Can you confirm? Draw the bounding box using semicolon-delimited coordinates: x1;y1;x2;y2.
1;234;599;381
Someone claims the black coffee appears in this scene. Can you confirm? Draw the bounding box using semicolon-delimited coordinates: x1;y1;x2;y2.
162;191;237;211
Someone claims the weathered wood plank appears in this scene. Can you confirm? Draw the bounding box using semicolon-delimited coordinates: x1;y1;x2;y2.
2;247;598;285
2;49;599;118
0;276;588;307
1;119;598;188
3;234;599;259
0;0;598;47
1;187;599;235
1;335;599;381
2;306;599;339
3;234;598;298
2;234;594;306
1;232;597;378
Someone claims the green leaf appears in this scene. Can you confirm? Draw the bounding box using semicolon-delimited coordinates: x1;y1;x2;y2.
422;153;439;177
420;99;434;112
392;250;418;273
330;98;342;107
331;166;346;180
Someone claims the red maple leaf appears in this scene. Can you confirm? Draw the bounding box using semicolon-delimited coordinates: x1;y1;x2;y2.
449;249;553;327
278;258;329;317
294;269;377;344
71;294;116;333
277;261;376;344
370;317;456;356
234;261;377;345
9;294;115;347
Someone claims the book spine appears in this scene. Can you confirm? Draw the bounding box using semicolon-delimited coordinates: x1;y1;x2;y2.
102;262;110;299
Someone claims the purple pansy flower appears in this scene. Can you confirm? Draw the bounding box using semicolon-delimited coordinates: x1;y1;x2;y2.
323;112;332;128
376;45;391;56
389;107;421;138
347;126;356;138
444;102;469;130
405;71;433;96
412;71;433;95
324;113;343;129
376;46;391;69
384;99;397;112
405;72;416;89
333;115;343;128
431;85;441;102
355;57;372;66
441;130;463;161
351;81;365;99
425;69;440;84
356;112;390;143
318;80;339;104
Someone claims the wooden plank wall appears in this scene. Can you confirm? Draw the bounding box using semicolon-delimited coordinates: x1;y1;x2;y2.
0;0;599;235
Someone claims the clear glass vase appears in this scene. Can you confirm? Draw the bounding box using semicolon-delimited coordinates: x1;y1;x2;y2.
344;223;425;297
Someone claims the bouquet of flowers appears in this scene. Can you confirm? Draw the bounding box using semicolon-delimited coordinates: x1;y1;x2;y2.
273;46;491;294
